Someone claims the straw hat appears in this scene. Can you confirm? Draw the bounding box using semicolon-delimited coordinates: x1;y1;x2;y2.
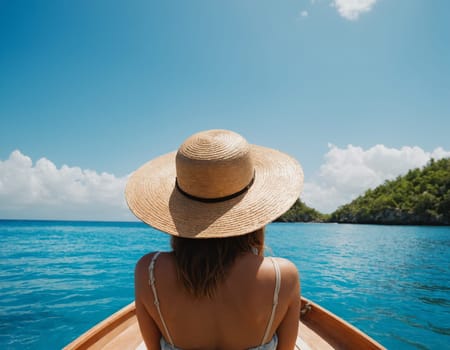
125;129;303;238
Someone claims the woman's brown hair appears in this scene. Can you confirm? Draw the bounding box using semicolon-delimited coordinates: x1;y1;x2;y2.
171;227;265;298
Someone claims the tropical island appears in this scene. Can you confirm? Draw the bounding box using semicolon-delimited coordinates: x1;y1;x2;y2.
277;158;450;225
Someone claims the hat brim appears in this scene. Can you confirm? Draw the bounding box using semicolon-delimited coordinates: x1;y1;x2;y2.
125;145;303;238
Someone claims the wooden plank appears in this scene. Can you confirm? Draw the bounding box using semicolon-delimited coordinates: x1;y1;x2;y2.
64;302;137;350
300;298;386;350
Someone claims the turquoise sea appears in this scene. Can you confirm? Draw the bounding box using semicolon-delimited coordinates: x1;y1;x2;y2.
0;221;449;349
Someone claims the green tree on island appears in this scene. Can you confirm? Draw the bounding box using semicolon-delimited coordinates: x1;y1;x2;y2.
278;158;450;225
276;199;328;222
330;158;450;225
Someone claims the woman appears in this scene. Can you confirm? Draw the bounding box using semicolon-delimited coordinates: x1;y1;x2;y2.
126;129;304;350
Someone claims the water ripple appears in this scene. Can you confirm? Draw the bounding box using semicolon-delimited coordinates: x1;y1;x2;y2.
1;221;449;349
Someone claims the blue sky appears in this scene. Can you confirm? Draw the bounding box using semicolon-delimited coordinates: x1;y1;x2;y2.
1;0;449;220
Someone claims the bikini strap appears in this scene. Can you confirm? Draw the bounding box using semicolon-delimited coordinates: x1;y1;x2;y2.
261;257;281;346
148;252;175;347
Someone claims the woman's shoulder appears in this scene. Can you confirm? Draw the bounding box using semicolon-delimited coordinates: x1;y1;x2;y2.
270;257;298;275
135;251;176;297
135;251;157;268
265;257;300;291
135;251;172;278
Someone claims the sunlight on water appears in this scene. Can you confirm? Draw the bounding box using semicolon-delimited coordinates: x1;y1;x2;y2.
0;221;449;349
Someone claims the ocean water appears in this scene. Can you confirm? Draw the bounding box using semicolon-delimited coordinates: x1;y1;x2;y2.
0;221;449;350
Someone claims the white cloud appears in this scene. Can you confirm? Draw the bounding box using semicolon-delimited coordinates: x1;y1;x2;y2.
2;146;449;220
300;10;309;18
0;150;134;221
331;0;378;20
302;144;450;213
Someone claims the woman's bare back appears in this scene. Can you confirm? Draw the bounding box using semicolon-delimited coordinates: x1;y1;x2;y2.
135;252;300;350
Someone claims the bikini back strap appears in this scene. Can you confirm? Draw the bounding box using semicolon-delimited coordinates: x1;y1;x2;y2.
148;252;175;347
261;257;281;346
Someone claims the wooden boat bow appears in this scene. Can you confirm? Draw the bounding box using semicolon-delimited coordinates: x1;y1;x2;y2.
64;297;386;350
